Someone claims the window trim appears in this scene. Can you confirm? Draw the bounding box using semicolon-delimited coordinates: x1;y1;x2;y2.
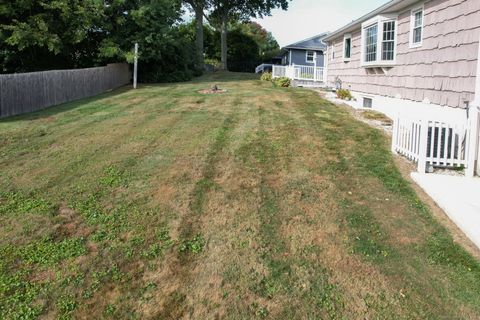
306;50;315;63
360;14;398;67
343;34;352;61
410;5;424;48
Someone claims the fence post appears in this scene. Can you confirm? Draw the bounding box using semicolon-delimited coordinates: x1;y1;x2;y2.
133;43;138;89
417;118;429;173
466;106;479;177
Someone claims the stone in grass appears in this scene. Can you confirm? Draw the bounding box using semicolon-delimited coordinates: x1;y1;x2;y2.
198;84;227;94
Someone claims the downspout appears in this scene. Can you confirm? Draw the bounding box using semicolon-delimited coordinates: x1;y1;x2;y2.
467;34;480;177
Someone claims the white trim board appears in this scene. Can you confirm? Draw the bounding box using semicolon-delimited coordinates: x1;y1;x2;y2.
327;89;467;123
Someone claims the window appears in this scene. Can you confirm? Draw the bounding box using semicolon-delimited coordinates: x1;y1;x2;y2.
306;51;315;63
363;97;373;108
343;34;351;60
364;24;378;62
382;21;395;60
361;15;397;66
410;7;424;47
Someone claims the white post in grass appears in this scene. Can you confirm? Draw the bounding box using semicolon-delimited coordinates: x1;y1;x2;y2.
133;42;138;89
418;118;429;173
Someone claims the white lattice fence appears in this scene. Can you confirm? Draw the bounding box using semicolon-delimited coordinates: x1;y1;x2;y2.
392;108;480;177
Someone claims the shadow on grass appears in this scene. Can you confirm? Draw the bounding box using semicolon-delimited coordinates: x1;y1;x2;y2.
0;85;133;123
0;72;258;123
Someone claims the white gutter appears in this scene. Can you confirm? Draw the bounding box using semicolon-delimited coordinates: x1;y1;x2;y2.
324;0;417;41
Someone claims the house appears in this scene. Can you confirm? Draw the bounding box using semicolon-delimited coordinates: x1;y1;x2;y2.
258;33;329;86
323;0;480;178
323;0;480;122
281;33;328;68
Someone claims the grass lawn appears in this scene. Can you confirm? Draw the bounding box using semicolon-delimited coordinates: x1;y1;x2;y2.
1;72;480;319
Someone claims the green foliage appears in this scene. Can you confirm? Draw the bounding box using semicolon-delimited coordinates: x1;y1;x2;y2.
19;237;87;266
236;22;280;60
0;191;54;216
273;76;290;87
427;232;480;274
0;0;198;82
226;29;261;72
179;234;205;254
100;165;128;187
57;295;78;320
0;0;104;72
0;268;43;320
336;89;353;100
260;72;272;81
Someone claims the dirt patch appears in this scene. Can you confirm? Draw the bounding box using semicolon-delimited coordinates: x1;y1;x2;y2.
197;88;228;94
53;203;91;239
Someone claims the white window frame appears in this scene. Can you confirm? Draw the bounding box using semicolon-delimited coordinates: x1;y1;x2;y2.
360;14;398;67
306;50;315;63
343;34;352;61
410;5;424;48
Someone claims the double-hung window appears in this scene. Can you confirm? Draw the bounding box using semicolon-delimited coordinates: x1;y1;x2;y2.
382;21;395;60
361;15;397;67
364;24;378;62
306;51;315;63
410;7;424;47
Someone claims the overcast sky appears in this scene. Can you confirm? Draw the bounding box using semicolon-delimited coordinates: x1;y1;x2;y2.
252;0;388;47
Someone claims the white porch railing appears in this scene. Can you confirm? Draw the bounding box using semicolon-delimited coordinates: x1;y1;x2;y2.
255;63;273;74
392;107;480;177
272;64;325;82
272;65;286;78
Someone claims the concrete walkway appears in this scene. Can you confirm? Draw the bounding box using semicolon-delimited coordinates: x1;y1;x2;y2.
411;173;480;249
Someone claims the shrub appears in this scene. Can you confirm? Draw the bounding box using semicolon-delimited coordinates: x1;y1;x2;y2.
273;76;291;88
260;72;272;81
336;89;353;100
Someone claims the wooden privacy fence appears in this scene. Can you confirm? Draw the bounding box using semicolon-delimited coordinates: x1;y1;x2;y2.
0;63;131;118
392;107;480;177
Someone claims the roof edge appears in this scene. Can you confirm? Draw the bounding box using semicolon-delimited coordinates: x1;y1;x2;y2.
324;0;406;41
282;32;330;50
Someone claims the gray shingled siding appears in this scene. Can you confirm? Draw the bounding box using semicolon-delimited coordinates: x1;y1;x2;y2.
289;49;325;67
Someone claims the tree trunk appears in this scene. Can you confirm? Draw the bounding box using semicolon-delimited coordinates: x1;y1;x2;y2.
194;3;204;71
220;16;228;71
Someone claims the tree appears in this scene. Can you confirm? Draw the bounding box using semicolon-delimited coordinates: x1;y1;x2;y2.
0;0;103;72
236;22;280;60
94;0;198;82
183;0;209;72
208;0;289;70
226;29;259;72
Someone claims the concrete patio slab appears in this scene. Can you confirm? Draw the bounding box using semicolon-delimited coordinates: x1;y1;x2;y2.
411;173;480;249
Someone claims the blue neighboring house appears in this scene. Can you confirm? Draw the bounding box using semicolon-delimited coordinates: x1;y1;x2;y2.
255;33;328;74
281;32;328;67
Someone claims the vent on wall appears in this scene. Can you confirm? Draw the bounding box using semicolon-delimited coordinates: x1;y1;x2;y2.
363;97;373;108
